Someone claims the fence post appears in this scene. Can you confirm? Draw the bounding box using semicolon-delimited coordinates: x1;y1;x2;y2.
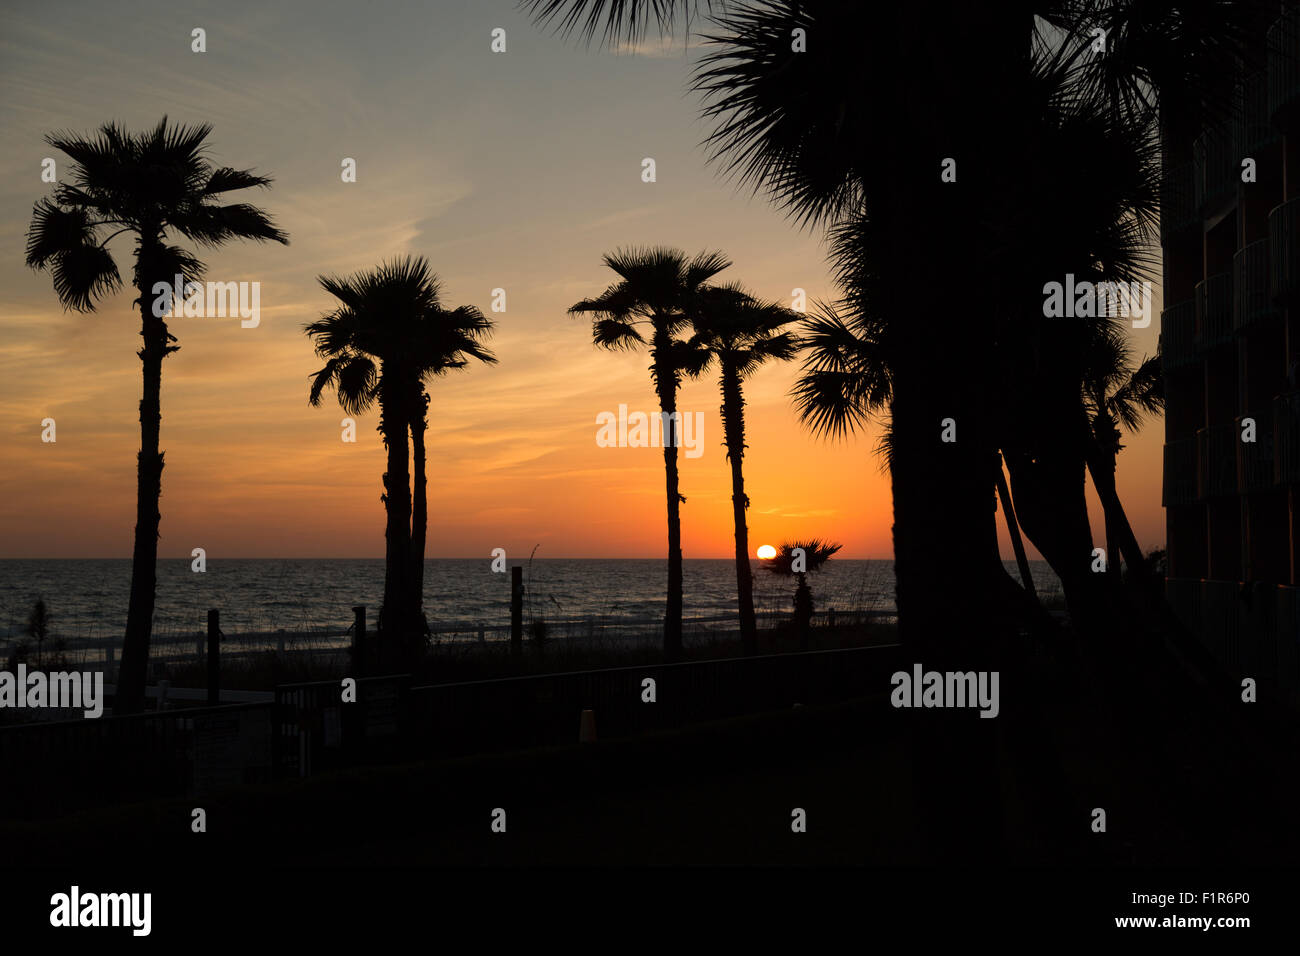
353;606;366;677
511;567;523;656
207;609;220;707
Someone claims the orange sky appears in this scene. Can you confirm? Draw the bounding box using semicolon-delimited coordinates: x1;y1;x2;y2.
0;0;1166;560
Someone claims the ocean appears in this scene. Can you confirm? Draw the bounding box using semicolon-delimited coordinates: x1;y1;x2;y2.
0;558;1063;647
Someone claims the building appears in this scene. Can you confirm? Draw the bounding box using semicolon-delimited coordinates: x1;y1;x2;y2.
1162;2;1300;698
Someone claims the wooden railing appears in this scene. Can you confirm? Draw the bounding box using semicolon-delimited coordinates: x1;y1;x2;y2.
1233;239;1275;331
1165;578;1300;689
1269;197;1300;303
0;644;905;818
1237;409;1276;493
1234;71;1279;155
0;702;273;815
1193;123;1237;213
1194;272;1234;350
1274;391;1300;485
1268;7;1300;124
270;644;904;776
1197;423;1238;498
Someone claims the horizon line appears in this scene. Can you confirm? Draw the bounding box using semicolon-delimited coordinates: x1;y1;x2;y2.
0;554;910;561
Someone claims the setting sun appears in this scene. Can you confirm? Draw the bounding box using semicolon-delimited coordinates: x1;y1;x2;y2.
756;545;777;559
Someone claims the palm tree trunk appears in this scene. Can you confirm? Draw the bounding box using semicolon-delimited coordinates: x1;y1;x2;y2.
116;245;171;716
656;353;684;662
794;576;812;651
410;390;429;630
1006;438;1109;630
880;6;1024;853
994;451;1036;599
1086;437;1147;579
720;365;758;655
663;420;684;663
379;377;413;669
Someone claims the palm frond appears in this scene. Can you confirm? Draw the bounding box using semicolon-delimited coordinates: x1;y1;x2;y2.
49;239;122;313
203;167;274;195
592;316;646;350
761;537;843;576
524;0;713;46
170;202;289;247
791;300;891;439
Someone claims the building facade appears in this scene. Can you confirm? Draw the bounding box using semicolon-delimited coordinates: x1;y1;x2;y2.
1162;2;1300;697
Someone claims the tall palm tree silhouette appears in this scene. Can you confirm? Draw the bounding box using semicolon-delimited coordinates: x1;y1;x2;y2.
688;1;1054;674
692;284;798;655
405;300;497;618
570;246;729;660
25;118;287;714
306;257;493;666
988;67;1161;623
530;0;1268;866
532;0;1258;643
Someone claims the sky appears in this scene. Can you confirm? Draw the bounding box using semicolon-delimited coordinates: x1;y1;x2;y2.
0;0;1166;559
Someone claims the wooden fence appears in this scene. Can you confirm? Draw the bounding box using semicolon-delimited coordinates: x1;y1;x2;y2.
0;643;902;818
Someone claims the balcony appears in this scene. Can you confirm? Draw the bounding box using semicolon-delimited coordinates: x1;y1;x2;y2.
1195;273;1233;350
1163;437;1199;506
1237;409;1276;492
1160;300;1197;373
1160;162;1197;239
1167;579;1300;687
1233;239;1276;331
1198;422;1239;498
1275;391;1300;485
1268;7;1300;127
1193;123;1237;214
1234;72;1280;155
1270;197;1300;303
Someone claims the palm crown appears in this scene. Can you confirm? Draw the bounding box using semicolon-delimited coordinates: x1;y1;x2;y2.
691;284;799;378
26;117;287;312
761;538;842;578
306;256;496;413
1081;319;1164;455
570;246;730;392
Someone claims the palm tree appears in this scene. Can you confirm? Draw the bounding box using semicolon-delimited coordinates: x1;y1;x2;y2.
761;539;841;650
528;0;1261;860
531;0;1261;653
308;260;495;665
306;257;460;667
404;301;497;624
25;118;288;714
569;246;730;661
1082;333;1164;580
793;290;1047;604
691;284;798;655
688;1;1038;673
